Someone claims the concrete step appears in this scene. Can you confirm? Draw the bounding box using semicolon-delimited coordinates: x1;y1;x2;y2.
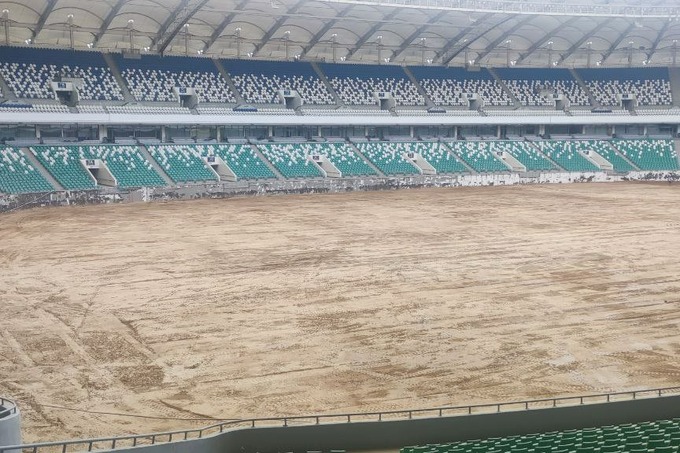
137;145;175;186
310;61;343;106
0;72;18;101
487;67;521;108
22;147;64;191
346;142;386;177
403;66;434;108
102;53;135;103
524;138;566;171
249;143;285;180
605;141;641;171
668;68;680;107
213;59;245;104
569;68;598;109
439;142;477;174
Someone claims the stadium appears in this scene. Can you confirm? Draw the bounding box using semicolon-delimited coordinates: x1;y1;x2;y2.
2;0;680;452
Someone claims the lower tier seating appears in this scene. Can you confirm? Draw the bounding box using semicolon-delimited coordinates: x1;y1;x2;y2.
199;144;277;180
30;145;166;189
569;140;636;172
31;146;97;190
256;144;324;179
446;141;509;173
611;139;679;171
534;141;601;172
354;142;422;175
0;147;53;194
147;145;219;183
402;418;680;453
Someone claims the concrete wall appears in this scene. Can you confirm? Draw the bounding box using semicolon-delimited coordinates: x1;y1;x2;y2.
94;395;680;453
0;404;21;453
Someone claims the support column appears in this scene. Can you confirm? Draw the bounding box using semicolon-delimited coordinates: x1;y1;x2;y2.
98;124;107;142
161;126;167;143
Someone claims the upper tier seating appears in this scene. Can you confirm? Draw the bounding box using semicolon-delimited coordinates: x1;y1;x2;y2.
225;60;333;105
147;145;219;183
354;142;421;175
106;105;191;115
321;63;424;106
196;106;297;115
446;141;510;172
30;146;97;190
256;143;324;179
410;66;512;107
197;144;277;180
495;68;590;107
116;54;234;103
397;142;468;174
0;46;123;101
578;67;672;106
402;417;680;453
490;141;556;171
0;146;53;194
611;139;679;170
534;141;601;172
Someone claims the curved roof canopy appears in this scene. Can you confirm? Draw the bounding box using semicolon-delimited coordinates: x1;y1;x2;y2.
1;0;680;68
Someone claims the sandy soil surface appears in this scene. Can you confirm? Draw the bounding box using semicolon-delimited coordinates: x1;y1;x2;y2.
2;183;680;443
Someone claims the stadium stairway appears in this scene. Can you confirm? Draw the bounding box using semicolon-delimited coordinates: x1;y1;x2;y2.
487;68;522;108
674;139;680;168
668;68;680;107
137;145;175;186
569;68;598;108
0;72;18;101
524;139;567;171
22;147;63;190
102;53;135;103
213;59;246;104
607;142;641;171
347;143;387;177
311;62;343;106
249;144;285;179
403;67;436;109
440;143;477;173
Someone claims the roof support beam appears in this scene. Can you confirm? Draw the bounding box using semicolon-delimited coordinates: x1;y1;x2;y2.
514;17;578;65
298;4;354;59
600;21;637;64
155;0;211;55
345;9;399;61
390;10;447;62
203;0;249;52
646;19;670;61
31;0;58;41
556;21;605;64
473;15;535;64
251;0;306;57
441;15;518;66
91;0;126;47
433;12;494;64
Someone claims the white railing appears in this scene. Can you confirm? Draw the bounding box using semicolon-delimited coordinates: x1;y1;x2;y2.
2;387;680;453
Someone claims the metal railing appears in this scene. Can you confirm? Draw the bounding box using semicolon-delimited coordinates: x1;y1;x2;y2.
2;387;680;453
0;397;17;420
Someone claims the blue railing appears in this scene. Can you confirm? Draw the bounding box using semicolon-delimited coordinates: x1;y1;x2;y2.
2;387;680;453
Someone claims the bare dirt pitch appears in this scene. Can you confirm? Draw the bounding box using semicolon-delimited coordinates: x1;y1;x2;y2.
2;183;680;443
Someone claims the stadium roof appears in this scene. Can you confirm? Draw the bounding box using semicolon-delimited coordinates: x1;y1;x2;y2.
1;0;680;68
